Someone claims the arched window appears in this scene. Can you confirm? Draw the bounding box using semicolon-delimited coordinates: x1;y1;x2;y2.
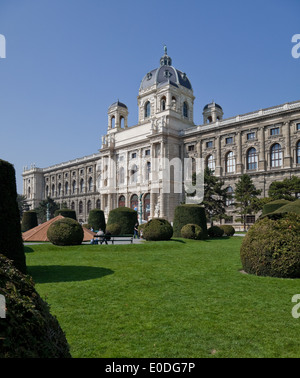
171;96;177;110
58;183;62;196
183;102;188;118
111;116;115;128
118;195;125;207
65;182;69;195
207;154;215;171
119;167;125;184
79;201;83;214
87;200;92;214
96;199;101;209
131;194;138;211
51;184;55;197
226;151;235;173
80;179;84;193
297;141;300;164
72;180;76;194
45;185;49;197
160;96;166;111
71;201;75;210
226;186;234;206
120;116;124;128
145;101;151;118
247;147;258;170
271;143;282;167
88;177;93;192
27;187;31;198
130;164;138;183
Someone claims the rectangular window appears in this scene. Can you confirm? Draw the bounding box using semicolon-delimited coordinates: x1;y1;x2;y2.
145;149;150;156
246;215;255;224
206;141;213;148
247;132;255;140
226;137;233;144
131;153;137;159
297;123;300;131
225;216;233;224
188;145;195;152
270;127;280;136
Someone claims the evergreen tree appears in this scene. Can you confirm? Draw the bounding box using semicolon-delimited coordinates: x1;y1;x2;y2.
234;174;262;231
34;197;60;223
268;176;300;201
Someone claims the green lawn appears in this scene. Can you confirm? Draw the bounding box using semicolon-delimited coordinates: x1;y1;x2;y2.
25;237;300;358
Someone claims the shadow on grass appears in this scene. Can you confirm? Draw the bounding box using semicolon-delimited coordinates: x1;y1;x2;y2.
170;238;186;243
24;246;34;253
28;265;114;284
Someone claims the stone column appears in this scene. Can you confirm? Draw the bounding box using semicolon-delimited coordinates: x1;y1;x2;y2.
236;131;243;174
258;127;266;171
283;121;292;168
215;136;222;176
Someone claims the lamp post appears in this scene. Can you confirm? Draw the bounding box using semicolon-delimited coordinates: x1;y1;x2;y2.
139;193;143;224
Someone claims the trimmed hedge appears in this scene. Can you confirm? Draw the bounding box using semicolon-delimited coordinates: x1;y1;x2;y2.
0;254;71;357
47;217;84;246
261;199;290;217
105;223;121;235
173;204;207;238
21;211;38;232
207;225;224;238
219;225;235;236
240;213;300;278
181;224;205;240
87;209;106;231
54;208;77;220
271;199;300;216
0;159;26;273
143;218;173;241
107;207;137;235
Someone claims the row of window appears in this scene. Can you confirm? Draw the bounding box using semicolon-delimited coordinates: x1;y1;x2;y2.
206;141;300;173
45;167;93;182
45;177;94;197
144;98;189;118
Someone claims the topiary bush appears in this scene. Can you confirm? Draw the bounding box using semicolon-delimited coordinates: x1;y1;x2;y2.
207;225;224;238
173;204;207;238
47;217;84;246
261;199;291;217
270;199;300;217
105;223;121;235
143;218;173;241
240;213;300;278
219;225;235;236
87;209;106;231
0;159;26;273
181;224;205;240
107;207;137;235
54;208;77;220
21;210;38;232
0;254;71;358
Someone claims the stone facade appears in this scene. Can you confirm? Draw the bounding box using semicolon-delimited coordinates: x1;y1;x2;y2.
23;49;300;226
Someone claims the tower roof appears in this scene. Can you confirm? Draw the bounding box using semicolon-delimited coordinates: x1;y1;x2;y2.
108;100;128;111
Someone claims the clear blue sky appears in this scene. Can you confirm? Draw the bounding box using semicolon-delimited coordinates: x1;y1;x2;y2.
0;0;299;192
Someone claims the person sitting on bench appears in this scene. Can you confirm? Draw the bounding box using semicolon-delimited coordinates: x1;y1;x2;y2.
97;228;107;245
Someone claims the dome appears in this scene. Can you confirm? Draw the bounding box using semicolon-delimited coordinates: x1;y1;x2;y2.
203;102;222;111
139;48;192;91
108;100;128;110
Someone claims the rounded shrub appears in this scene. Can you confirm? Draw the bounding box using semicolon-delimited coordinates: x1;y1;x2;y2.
271;199;300;217
173;204;207;238
0;254;71;358
240;213;300;278
261;199;291;217
181;224;205;240
107;207;137;235
87;209;106;231
54;208;77;220
21;211;38;232
0;159;26;273
219;225;235;236
105;223;121;235
207;225;224;238
47;217;84;246
143;218;173;241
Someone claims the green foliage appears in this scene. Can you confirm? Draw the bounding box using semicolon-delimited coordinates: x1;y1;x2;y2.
261;199;291;217
107;207;137;234
234;174;262;230
219;225;235;236
143;218;173;241
173;204;207;238
0;159;26;274
34;197;60;223
207;225;224;238
87;209;106;231
268;176;300;201
271;199;300;216
54;208;77;220
17;194;29;220
105;223;121;235
47;218;84;246
181;224;205;240
21;211;38;232
0;254;71;358
240;213;300;278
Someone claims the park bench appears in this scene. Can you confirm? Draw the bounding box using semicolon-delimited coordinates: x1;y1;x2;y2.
91;234;134;245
